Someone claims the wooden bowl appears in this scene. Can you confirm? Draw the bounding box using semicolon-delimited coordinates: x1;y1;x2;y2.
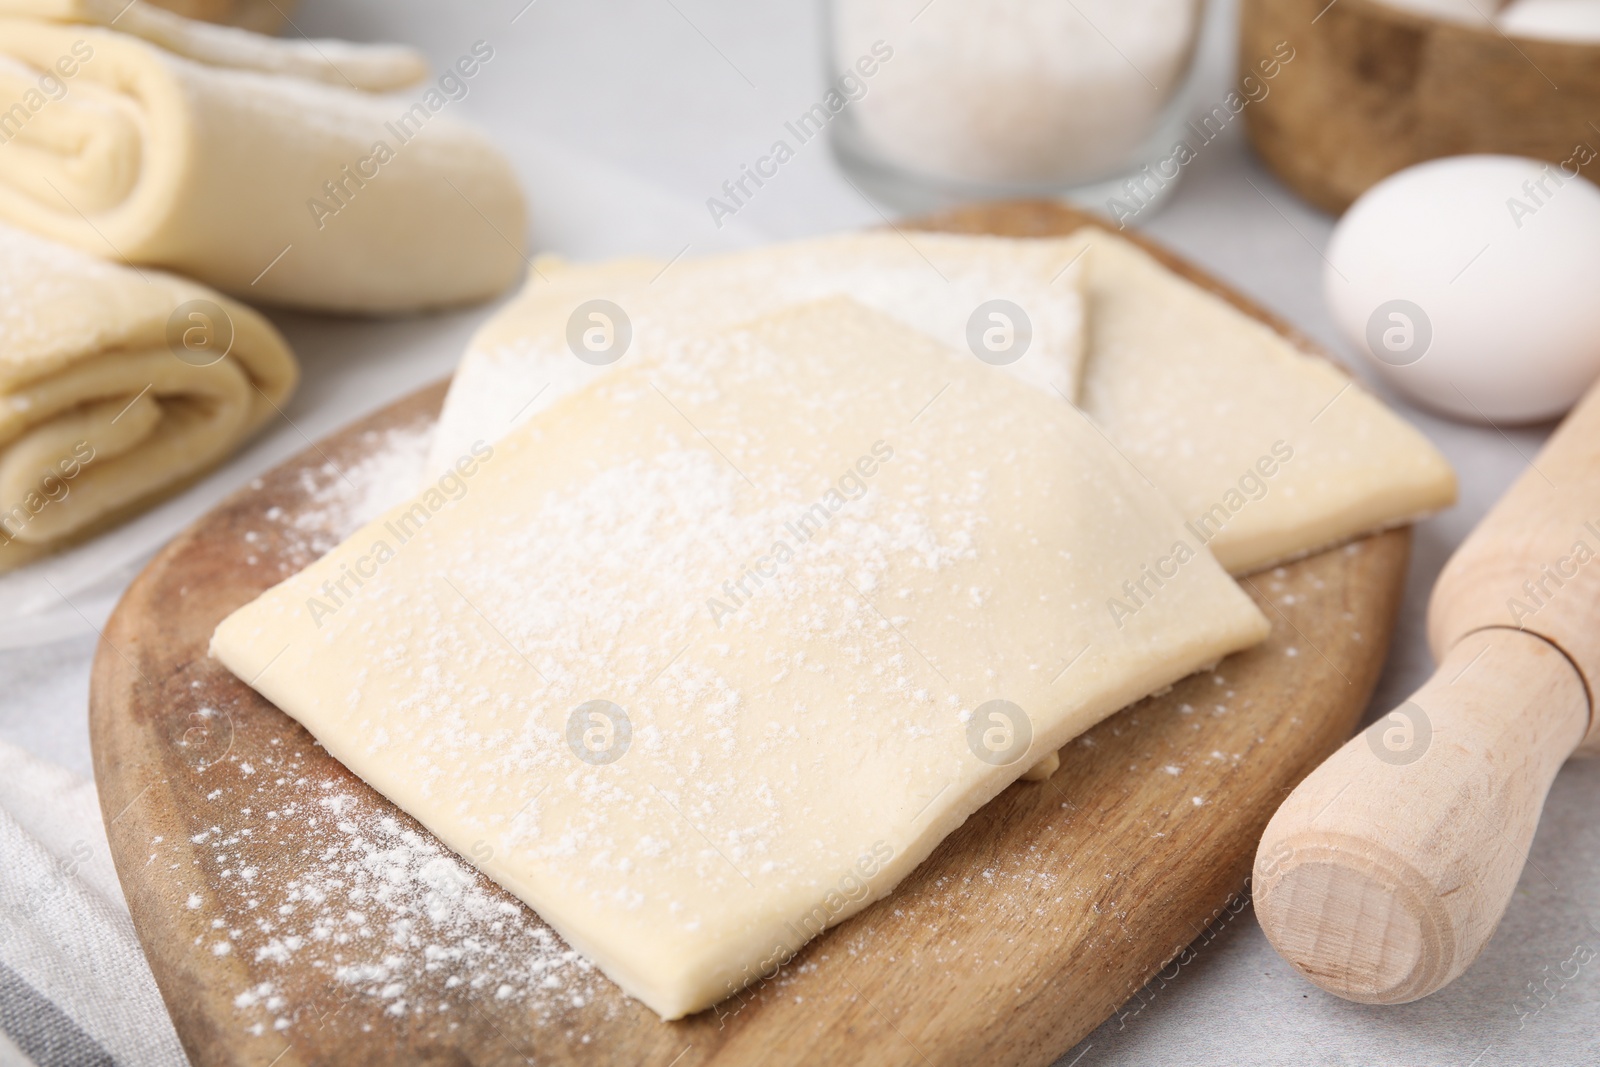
1241;0;1600;213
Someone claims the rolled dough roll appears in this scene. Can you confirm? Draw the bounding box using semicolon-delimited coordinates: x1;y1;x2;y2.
0;9;524;313
212;298;1268;1019
0;224;296;571
423;231;1089;478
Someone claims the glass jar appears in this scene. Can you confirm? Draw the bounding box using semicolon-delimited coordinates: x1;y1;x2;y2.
827;0;1210;217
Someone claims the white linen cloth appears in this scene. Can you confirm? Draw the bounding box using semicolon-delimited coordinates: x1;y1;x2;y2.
0;738;187;1067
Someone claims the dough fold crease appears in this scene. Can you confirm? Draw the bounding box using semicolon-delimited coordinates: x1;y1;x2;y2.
0;224;296;569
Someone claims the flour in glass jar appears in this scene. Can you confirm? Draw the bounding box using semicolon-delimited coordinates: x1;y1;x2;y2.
833;0;1204;184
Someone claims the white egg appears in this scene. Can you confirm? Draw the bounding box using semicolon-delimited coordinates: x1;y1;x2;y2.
1325;154;1600;424
1499;0;1600;42
1370;0;1497;25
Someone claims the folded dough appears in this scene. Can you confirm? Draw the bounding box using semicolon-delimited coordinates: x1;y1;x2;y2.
0;224;296;571
212;298;1268;1019
0;9;524;313
430;228;1456;574
423;231;1089;478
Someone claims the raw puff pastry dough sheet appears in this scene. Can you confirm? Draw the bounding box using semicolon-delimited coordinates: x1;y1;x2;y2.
213;298;1269;1019
422;231;1091;479
429;228;1456;575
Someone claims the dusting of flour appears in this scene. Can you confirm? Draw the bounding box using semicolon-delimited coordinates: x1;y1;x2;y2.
255;424;433;567
185;420;613;1041
178;744;606;1038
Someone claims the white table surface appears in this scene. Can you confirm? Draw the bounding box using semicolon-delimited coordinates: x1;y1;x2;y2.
3;1;1596;1063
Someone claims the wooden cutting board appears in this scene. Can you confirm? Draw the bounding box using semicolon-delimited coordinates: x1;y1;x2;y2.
90;202;1409;1067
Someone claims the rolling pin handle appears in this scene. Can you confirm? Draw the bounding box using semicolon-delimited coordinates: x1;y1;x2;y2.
1252;626;1590;1003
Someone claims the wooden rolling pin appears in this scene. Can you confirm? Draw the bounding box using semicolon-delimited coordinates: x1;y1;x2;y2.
1253;380;1600;1004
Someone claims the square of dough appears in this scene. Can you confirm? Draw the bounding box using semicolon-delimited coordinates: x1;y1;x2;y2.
1071;229;1457;574
422;230;1089;479
213;299;1268;1019
428;228;1456;578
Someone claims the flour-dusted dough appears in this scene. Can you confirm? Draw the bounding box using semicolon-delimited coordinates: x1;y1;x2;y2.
0;224;295;571
422;231;1088;477
1071;230;1457;574
213;299;1268;1019
0;11;523;313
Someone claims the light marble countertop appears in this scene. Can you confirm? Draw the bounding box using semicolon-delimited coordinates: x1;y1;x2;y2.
1;1;1594;1063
